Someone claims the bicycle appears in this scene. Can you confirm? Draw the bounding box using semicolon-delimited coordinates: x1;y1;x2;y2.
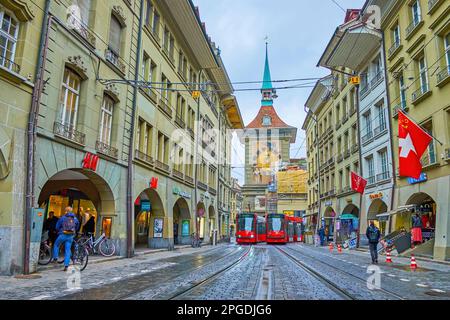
38;231;52;266
77;232;116;257
56;236;89;271
191;232;202;248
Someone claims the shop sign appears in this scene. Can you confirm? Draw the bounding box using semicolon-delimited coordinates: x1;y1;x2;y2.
150;177;158;189
407;173;427;185
348;237;357;249
324;201;333;207
141;200;151;211
154;218;163;238
173;187;191;199
284;210;294;216
82;152;99;171
369;192;383;200
182;220;190;236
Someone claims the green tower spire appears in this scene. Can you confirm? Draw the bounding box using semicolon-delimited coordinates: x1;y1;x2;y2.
261;42;276;106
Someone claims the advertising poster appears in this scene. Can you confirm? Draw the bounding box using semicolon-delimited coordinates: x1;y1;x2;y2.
154;218;163;238
182;220;190;236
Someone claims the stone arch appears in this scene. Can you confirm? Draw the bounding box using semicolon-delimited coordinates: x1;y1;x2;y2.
367;199;388;221
406;192;435;206
342;203;359;217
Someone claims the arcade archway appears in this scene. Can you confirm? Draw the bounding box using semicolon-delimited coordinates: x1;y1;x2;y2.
196;202;206;239
134;188;165;248
322;206;336;242
173;198;191;245
208;206;216;239
367;199;388;234
397;192;437;238
337;204;360;244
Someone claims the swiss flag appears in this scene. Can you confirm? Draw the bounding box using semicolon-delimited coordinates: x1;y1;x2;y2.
398;111;432;179
351;172;367;194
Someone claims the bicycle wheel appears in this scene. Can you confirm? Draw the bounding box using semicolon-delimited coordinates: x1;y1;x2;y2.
38;244;52;265
98;238;116;257
72;245;89;271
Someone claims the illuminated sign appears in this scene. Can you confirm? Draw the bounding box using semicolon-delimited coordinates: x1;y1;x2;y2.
369;192;383;200
408;173;427;185
192;91;201;99
349;76;360;85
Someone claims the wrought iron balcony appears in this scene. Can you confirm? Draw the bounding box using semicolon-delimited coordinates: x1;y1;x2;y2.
373;123;387;136
0;56;21;73
360;84;370;97
73;22;96;47
175;115;186;128
135;149;154;164
185;175;194;184
437;66;450;85
344;149;351;159
371;70;384;87
142;87;158;103
155;160;170;172
367;176;376;185
105;48;126;74
337;153;344;163
421;150;437;167
376;172;390;182
412;84;430;103
172;169;184;180
53;122;85;145
187;127;195;139
197;181;208;190
96;141;118;158
351;144;359;154
158;98;173;118
362;131;373;144
209;187;217;195
406;17;422;39
388;41;401;58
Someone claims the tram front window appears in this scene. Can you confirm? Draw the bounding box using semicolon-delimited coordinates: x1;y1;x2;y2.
268;214;284;232
238;214;255;232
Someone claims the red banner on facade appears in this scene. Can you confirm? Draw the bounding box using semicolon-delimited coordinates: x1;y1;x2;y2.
351;172;367;194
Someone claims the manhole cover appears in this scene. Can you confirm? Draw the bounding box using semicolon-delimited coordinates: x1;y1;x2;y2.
425;291;450;297
14;274;42;279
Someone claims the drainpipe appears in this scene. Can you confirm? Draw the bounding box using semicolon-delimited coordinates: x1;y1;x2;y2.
381;31;397;235
216;110;222;244
24;0;51;275
126;0;145;258
355;83;364;247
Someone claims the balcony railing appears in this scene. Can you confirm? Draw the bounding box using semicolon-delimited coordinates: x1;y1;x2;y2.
342;113;349;124
185;175;194;184
360;84;370;97
162;46;175;65
437;66;450;85
0;56;21;73
135;149;154;165
349;107;356;116
351;144;359;154
155;160;170;172
96;141;118;158
187;127;194;139
142;87;158;103
105;48;126;74
158;98;173;118
393;101;408;118
209;187;217;195
344;149;351;159
362;131;373;144
328;157;335;166
421;150;437;167
337;153;344;163
173;169;184;180
406;17;422;38
371;70;384;87
376;171;390;182
367;176;376;185
428;0;440;12
197;181;208;190
388;41;401;58
175;115;186;128
412;84;430;103
73;23;96;47
53;122;85;145
373;123;387;136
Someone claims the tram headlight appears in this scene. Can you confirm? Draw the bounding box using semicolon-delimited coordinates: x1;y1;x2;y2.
250;234;254;238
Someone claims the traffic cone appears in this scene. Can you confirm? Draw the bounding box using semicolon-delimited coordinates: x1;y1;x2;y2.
338;244;342;253
329;242;334;252
385;249;393;263
410;254;418;271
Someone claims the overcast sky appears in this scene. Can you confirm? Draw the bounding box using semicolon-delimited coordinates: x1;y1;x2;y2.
192;0;365;184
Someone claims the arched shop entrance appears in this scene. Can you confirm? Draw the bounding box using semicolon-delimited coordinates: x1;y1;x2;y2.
196;202;206;239
38;169;115;238
336;204;360;246
397;193;436;242
209;206;216;240
367;199;388;235
173;198;191;245
322;207;336;242
134;188;165;248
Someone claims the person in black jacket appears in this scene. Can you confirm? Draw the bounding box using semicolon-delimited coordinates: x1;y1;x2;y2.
83;215;96;236
44;211;59;245
366;221;381;264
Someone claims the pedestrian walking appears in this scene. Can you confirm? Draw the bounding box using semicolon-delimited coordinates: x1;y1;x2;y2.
366;220;381;264
44;211;59;245
318;226;325;246
51;206;80;271
83;215;96;236
411;213;423;248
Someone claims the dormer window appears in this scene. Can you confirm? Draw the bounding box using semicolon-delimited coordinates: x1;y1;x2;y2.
262;116;272;126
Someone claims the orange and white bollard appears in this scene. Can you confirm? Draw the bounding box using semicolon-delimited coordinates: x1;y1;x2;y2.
329;242;334;252
338;244;342;253
410;254;418;271
385;249;393;263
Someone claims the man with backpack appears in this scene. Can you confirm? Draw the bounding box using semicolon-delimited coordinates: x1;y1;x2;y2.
52;206;80;271
366;220;381;264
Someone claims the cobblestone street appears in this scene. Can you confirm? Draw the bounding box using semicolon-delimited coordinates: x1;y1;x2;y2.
1;243;449;300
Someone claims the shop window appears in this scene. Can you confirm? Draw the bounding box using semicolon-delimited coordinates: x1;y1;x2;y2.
102;217;112;238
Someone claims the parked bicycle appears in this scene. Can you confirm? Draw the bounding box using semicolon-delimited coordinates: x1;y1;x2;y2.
77;232;116;257
56;237;89;271
38;231;52;266
191;232;202;248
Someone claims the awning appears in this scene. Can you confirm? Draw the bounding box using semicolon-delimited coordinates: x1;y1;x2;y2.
376;205;416;219
302;213;318;218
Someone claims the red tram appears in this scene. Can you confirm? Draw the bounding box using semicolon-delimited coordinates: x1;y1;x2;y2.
236;213;266;244
266;214;303;244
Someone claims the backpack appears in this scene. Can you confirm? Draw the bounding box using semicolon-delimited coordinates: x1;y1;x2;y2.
368;226;379;242
62;216;76;234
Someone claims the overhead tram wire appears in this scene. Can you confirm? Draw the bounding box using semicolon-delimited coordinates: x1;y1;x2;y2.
330;0;347;13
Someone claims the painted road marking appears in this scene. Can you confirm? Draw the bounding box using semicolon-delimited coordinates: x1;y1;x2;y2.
430;289;445;293
416;284;429;288
387;274;396;277
111;277;122;281
30;295;51;300
400;278;410;282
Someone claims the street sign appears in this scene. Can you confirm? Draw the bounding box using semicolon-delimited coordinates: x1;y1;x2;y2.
192;91;201;99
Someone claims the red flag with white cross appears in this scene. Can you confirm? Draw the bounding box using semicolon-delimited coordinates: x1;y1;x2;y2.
351;172;367;194
398;110;432;179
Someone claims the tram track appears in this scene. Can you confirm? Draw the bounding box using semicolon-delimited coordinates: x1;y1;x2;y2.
167;246;253;300
280;246;406;300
